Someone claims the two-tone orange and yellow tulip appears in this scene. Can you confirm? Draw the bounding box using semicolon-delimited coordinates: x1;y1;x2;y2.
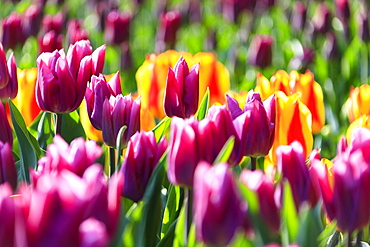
346;84;370;123
255;70;325;134
136;50;230;119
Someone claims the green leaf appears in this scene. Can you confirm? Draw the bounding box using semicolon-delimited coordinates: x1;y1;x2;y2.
173;201;187;247
297;203;324;247
161;185;184;238
195;88;210;120
281;180;299;245
115;125;127;171
152;117;171;142
60;111;86;143
36;112;54;151
157;219;179;247
213;136;235;164
9;101;41;183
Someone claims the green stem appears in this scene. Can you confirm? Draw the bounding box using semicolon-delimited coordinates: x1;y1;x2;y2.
250;157;257;171
109;147;115;176
184;188;193;247
55;113;63;136
356;230;362;246
347;232;352;247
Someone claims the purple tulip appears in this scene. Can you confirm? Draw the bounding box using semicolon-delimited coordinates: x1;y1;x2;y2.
312;3;331;34
67;19;90;46
157;10;181;49
0;52;18;101
0;183;17;247
313;128;370;232
105;10;132;45
335;0;350;24
164;56;199;118
85;72;122;130
0;103;12;145
120;131;168;202
0;142;17;191
31;135;102;181
42;13;64;35
102;94;141;147
1;12;25;50
291;1;307;31
276;141;311;210
22;4;43;38
193;162;244;245
38;30;64;54
227;90;275;158
247;35;273;69
359;13;370;42
240;169;280;232
0;43;10;89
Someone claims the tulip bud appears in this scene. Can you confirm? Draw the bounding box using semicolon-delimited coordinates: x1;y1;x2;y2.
322;32;339;60
0;142;17;191
91;44;106;76
240;169;280;232
221;0;256;23
1;12;25;50
164;56;199;118
291;1;307;31
0;43;10;90
335;0;350;24
0;183;17;247
312;3;331;34
38;30;64;53
227;90;275;158
0;53;18;101
0;103;12;145
67;19;89;45
42;13;64;34
120;131;168;202
105;10;132;45
156;10;181;51
359;13;370;42
85;72;122;130
193;162;244;245
102;94;141;147
22;4;44;38
247;35;273;69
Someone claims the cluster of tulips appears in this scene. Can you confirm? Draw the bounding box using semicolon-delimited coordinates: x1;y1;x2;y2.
0;35;369;247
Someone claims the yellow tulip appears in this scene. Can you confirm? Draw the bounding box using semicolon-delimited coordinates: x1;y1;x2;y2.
136;50;230;119
346;85;370;123
346;114;370;142
80;100;103;143
255;70;325;134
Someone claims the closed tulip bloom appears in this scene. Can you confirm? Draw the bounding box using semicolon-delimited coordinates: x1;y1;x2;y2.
136;50;229;119
240;169;280;232
42;13;64;34
227;90;275;158
105;10;132;45
156;10;181;50
346;84;370;123
0;52;17;101
164;56;199;118
276;141;310;209
291;1;307;31
1;12;25;50
193;162;244;245
248;35;273;69
312;3;331;34
359;13;369;42
265;91;313;167
102;94;141;147
22;4;43;38
313;128;370;232
67;19;89;46
85;72;122;130
0;43;10;89
38;30;64;54
0;142;17;191
121;131;168;202
0;103;12;145
335;0;350;24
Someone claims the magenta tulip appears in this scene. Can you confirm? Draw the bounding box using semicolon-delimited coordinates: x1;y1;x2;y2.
1;12;25;50
0;142;17;191
193;162;244;245
247;35;273;69
0;183;17;247
0;103;12;145
38;30;64;54
0;52;18;101
85;72;122;130
0;43;10;89
164;56;199;118
105;10;132;45
102;94;141;147
157;10;181;49
120;131;168;202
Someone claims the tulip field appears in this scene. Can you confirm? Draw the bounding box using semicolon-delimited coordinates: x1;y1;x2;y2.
1;0;370;246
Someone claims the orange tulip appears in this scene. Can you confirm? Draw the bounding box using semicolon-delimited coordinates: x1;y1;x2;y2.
255;70;325;134
265;91;313;170
11;68;41;126
346;85;370;123
346;114;370;142
136;50;230;119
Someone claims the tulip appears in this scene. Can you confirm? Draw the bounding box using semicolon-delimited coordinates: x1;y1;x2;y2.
164;56;199;118
22;4;43;38
0;183;17;247
276;141;310;209
313;128;370;233
120;131;167;202
0;103;12;145
38;30;64;54
31;135;102;181
335;0;350;24
42;13;64;34
247;35;273;69
312;3;331;34
221;0;256;22
240;169;280;232
105;10;132;45
0;142;17;191
79;218;109;247
156;10;181;51
1;12;25;50
359;13;369;42
291;1;307;31
11;68;41;126
265;91;313;168
85;72;122;130
0;43;10;90
102;94;141;147
346;115;370;142
136;50;230;119
346;84;370;123
67;19;89;45
193;162;244;245
255;70;325;134
227;90;275;158
323;32;339;60
0;51;17;101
